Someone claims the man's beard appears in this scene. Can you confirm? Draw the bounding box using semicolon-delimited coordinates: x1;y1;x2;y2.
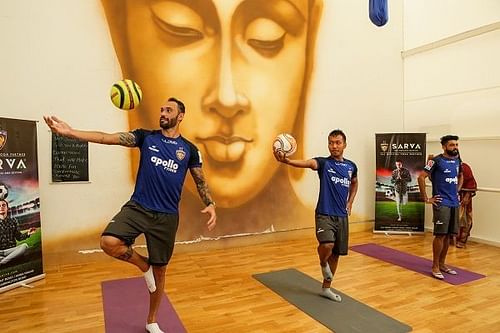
446;148;459;156
160;116;178;129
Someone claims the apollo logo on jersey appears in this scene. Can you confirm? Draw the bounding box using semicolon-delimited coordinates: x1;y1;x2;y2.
330;176;351;187
445;177;458;184
150;156;179;173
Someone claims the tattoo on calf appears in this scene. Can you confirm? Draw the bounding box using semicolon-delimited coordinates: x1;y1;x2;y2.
117;246;133;261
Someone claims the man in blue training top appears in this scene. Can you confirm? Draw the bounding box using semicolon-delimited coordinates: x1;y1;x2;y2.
274;129;358;302
44;97;216;333
418;135;462;280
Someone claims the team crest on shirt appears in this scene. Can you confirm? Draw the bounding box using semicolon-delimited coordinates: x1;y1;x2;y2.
176;147;186;161
348;170;353;179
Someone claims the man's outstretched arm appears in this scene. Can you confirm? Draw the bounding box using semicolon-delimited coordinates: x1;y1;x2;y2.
273;150;318;170
43;115;136;147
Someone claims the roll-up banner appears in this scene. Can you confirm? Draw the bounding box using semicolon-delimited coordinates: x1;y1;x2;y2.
375;133;426;234
0;118;44;293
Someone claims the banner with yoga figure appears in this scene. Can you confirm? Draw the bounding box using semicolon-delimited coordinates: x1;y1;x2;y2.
374;133;426;234
0;117;44;293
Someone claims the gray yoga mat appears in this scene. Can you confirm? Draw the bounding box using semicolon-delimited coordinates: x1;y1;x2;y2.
253;268;412;333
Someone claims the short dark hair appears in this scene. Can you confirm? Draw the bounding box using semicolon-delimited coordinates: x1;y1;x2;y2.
168;97;185;114
328;129;346;142
440;135;459;145
395;159;403;163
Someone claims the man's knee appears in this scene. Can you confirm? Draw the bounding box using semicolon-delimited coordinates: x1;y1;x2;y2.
319;242;334;251
153;265;167;280
100;235;125;256
434;234;446;241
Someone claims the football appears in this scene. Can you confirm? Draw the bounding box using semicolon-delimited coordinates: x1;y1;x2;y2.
273;133;297;157
0;183;9;200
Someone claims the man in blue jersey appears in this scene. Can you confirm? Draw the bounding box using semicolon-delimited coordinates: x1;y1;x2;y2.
44;97;216;333
274;129;358;302
418;135;462;280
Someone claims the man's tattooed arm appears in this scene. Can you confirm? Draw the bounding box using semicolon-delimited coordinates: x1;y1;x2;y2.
190;167;214;206
118;132;136;147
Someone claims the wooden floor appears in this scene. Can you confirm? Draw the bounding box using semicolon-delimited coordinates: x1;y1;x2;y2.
1;230;500;333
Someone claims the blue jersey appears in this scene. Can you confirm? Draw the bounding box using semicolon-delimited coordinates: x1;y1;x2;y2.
424;154;461;207
314;157;358;217
130;129;202;213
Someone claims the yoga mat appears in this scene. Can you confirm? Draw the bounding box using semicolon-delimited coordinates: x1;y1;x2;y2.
102;277;186;333
254;268;412;333
350;243;485;285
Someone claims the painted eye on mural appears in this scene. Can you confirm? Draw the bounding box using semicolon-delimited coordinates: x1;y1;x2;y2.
150;2;205;43
245;18;286;56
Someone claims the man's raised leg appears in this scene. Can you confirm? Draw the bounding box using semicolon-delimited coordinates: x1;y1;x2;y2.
100;235;155;292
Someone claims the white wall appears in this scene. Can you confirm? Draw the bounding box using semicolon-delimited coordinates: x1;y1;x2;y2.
404;0;500;49
5;0;497;248
294;0;404;223
0;0;405;252
403;0;500;244
0;0;134;249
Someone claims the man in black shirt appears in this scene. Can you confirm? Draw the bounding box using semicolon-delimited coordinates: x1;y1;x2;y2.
391;160;412;221
0;200;34;265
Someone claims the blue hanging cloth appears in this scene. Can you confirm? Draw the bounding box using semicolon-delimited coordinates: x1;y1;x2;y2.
369;0;389;27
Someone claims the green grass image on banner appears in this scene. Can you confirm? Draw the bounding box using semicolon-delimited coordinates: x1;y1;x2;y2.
375;201;424;222
19;229;42;249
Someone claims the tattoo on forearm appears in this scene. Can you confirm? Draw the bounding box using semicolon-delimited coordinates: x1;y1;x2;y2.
117;246;133;261
119;132;136;147
191;167;213;206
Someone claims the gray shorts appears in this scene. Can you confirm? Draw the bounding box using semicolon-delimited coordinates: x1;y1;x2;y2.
432;205;459;235
315;214;349;255
102;200;179;265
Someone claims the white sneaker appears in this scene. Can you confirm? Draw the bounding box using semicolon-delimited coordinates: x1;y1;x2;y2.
145;322;164;333
144;266;156;293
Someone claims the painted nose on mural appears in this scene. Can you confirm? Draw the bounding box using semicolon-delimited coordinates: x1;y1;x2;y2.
202;44;249;119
